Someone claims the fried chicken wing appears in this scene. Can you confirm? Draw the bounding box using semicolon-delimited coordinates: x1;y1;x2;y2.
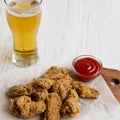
61;89;80;118
71;81;100;99
41;66;70;80
43;93;61;120
9;96;46;118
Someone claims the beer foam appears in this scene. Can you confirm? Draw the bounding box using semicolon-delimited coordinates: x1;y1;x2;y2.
15;0;34;4
6;0;41;17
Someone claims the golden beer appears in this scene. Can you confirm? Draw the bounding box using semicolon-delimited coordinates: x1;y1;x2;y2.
5;0;42;67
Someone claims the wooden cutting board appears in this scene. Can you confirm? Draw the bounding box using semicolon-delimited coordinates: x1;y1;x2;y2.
102;68;120;102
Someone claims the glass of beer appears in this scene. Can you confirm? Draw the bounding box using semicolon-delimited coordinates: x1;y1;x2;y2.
4;0;42;67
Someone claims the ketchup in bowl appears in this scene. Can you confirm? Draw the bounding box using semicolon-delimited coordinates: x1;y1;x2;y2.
72;55;102;82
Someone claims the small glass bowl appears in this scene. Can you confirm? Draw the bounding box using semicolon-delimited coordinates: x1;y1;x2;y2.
72;55;103;82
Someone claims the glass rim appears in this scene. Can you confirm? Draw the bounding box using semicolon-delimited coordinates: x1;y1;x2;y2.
4;0;42;9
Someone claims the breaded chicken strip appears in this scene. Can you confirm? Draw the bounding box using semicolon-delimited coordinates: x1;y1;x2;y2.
7;85;29;97
7;78;54;98
67;89;79;102
71;81;100;99
41;66;70;80
63;74;73;83
33;78;54;90
43;93;61;120
31;89;49;101
61;89;80;118
50;79;72;100
9;96;46;118
7;79;37;98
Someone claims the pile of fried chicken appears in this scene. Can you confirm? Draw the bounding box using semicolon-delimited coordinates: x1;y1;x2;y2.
7;66;100;120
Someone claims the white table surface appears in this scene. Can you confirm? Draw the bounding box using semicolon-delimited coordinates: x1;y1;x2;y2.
0;0;120;119
1;0;120;70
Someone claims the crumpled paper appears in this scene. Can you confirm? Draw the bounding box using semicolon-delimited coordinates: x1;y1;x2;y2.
0;61;120;120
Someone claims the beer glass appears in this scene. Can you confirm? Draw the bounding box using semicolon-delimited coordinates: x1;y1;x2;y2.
4;0;42;67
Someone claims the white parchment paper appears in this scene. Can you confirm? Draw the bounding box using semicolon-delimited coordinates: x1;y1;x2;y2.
0;61;120;120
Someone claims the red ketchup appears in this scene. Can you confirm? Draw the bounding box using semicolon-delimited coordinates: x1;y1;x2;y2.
72;55;102;82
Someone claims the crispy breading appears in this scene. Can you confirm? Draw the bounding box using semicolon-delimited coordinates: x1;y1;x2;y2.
7;79;37;98
61;89;80;118
24;81;37;94
50;79;72;100
9;96;46;118
33;78;54;90
67;89;79;102
7;78;53;98
7;85;31;97
31;89;49;101
71;81;100;99
7;84;36;98
43;93;61;120
41;66;70;80
50;83;67;101
64;74;73;83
